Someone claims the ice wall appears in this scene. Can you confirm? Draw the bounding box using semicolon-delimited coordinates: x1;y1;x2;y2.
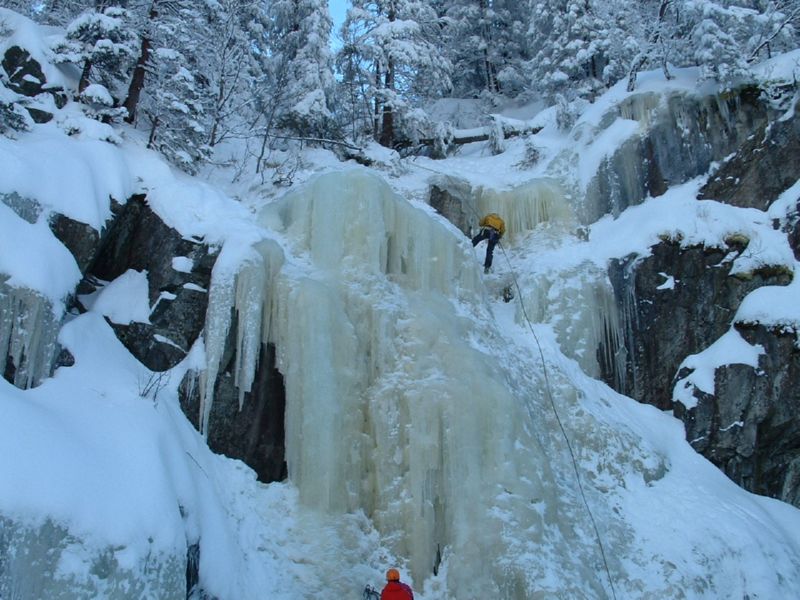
0;516;185;600
430;176;573;240
0;279;62;389
516;262;626;385
474;178;574;239
196;171;624;597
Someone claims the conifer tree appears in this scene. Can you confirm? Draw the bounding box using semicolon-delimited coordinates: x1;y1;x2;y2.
52;4;138;95
339;0;452;147
528;0;623;102
266;0;336;138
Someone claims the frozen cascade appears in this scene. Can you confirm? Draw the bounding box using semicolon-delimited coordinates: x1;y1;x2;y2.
515;262;626;385
0;279;62;389
195;169;800;598
460;176;627;387
196;170;647;597
191;171;605;596
429;175;573;239
475;179;573;239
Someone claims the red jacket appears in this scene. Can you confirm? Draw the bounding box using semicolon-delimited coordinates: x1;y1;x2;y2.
381;580;414;600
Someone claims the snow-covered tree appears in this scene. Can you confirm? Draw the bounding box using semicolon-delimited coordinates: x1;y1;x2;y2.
689;1;752;83
339;0;452;147
201;0;270;148
746;0;800;61
626;0;798;90
527;0;629;102
129;1;213;172
441;0;503;97
51;5;138;95
265;0;336;138
434;0;531;99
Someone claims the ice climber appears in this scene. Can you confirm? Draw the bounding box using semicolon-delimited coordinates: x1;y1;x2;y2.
381;568;414;600
472;213;505;273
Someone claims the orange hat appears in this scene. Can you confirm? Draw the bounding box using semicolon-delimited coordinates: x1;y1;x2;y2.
386;568;400;582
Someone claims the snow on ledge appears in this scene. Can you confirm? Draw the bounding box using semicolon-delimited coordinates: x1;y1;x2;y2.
735;267;800;332
673;329;763;409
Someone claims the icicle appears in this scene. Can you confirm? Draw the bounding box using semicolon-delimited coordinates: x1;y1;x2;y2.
474;179;575;239
0;280;62;389
197;268;233;436
198;240;284;436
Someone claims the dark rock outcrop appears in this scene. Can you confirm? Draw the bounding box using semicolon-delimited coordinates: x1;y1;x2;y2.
1;45;66;124
602;239;791;410
2;46;47;97
49;212;100;273
180;341;287;484
700;98;800;209
429;181;473;236
583;86;769;223
86;195;218;371
675;323;800;506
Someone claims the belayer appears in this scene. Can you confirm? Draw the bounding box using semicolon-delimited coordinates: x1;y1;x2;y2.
381;568;414;600
472;213;505;273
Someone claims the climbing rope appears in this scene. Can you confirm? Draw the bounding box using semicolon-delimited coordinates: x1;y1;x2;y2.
496;241;618;600
407;158;617;598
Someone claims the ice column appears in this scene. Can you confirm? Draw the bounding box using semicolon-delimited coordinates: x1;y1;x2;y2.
251;171;612;598
0;279;62;389
474;178;575;238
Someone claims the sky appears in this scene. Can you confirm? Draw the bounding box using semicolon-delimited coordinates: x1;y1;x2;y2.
329;0;348;30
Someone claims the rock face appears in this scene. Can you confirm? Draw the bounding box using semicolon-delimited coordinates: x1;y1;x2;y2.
85;195;217;371
594;87;800;507
0;516;186;600
180;338;287;484
700;97;800;209
1;192;218;386
429;178;474;236
603;239;791;410
582;87;769;223
2;46;47;97
675;323;800;506
1;45;67;127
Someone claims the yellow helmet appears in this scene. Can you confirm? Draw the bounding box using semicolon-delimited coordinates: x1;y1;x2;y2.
386;568;400;582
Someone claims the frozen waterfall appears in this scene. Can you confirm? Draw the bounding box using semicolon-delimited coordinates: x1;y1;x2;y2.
193;171;629;597
193;170;800;599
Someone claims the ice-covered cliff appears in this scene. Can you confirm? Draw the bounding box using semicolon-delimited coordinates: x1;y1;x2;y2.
184;170;800;599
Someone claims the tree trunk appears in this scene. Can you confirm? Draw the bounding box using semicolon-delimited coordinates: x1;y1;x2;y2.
379;58;395;148
378;3;396;148
123;3;157;124
78;59;92;94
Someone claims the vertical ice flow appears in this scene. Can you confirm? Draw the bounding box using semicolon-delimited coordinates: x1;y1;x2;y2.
204;170;610;597
474;179;573;239
195;170;654;597
0;280;62;389
195;169;800;599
